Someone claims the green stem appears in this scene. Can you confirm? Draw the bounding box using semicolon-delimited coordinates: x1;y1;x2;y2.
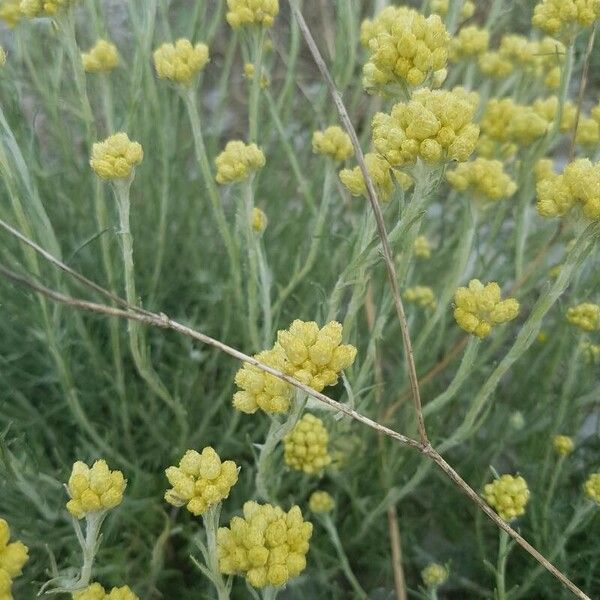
77;511;107;588
322;515;368;599
203;504;230;600
243;179;261;351
249;29;266;143
255;395;306;502
495;529;510;600
541;456;565;545
183;88;242;310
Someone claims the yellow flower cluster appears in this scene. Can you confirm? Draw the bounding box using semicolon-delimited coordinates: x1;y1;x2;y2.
0;519;28;600
312;126;353;161
576;116;600;148
20;0;78;16
215;140;265;184
164;447;238;516
90;133;143;181
372;87;480;166
82;40;118;74
243;63;269;89
481;98;548;148
553;435;575;456
484;474;530;521
405;286;436;310
450;26;489;61
284;413;331;475
339;153;397;202
536;159;600;219
447;158;517;202
535;37;567;88
413;235;432;258
532;96;576;133
498;35;538;70
233;346;292;414
0;0;22;27
153;39;209;85
251;207;268;233
308;491;334;513
66;460;127;519
226;0;278;28
566;302;600;331
72;584;139;600
478;51;513;79
453;279;520;338
218;502;312;588
431;0;475;18
277;320;357;393
533;0;600;41
360;6;449;90
585;473;600;503
421;563;448;588
581;339;600;363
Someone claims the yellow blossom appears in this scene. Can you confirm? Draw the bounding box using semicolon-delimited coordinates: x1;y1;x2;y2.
360;6;449;91
165;447;238;516
413;235;432;259
532;96;576;133
405;286;436;310
82;40;118;74
453;279;519;338
339;153;396;202
553;435;575;456
0;518;28;600
73;584;139;600
372;87;480;166
576;116;600;148
584;473;600;503
90;133;143;181
312;126;353;161
478;51;513;79
0;0;22;27
226;0;278;28
421;563;448;588
431;0;474;18
447;158;517;202
153;39;209;85
308;491;334;513
66;459;126;519
243;63;269;88
498;34;538;71
218;502;312;588
284;413;331;475
251;207;268;233
533;0;600;41
484;474;530;521
581;339;600;363
215;140;265;184
20;0;78;16
566;302;600;331
450;26;489;61
277;320;357;392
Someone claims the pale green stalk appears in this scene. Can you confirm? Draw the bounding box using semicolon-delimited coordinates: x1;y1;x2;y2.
321;515;369;599
495;529;510;600
249;29;266;143
255;395;306;502
76;512;106;588
202;504;230;600
541;455;566;546
243;179;262;351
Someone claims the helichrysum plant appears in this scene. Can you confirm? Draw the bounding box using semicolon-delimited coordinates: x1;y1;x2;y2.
164;447;238;516
217;502;312;588
283;413;332;474
89;133;143;181
484;475;530;521
153;39;209;85
81;40;119;74
214;140;265;184
0;519;28;600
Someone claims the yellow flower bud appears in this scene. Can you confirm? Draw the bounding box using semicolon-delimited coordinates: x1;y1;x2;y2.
312;126;353;161
90;133;143;181
20;0;79;17
447;158;517;202
553;435;575;456
533;0;600;41
405;286;436;310
413;235;432;259
308;491;334;513
421;562;448;588
215;140;265;184
82;40;119;74
566;302;600;331
284;414;332;475
226;0;279;29
251;207;268;233
0;1;22;27
153;39;209;85
584;473;600;503
484;474;530;521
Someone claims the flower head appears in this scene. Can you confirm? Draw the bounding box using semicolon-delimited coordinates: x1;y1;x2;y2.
72;584;139;600
553;435;575;456
284;413;331;475
405;286;436;310
164;447;238;516
533;0;600;41
339;153;396;202
585;473;600;503
226;0;279;29
215;141;265;184
0;0;22;27
277;320;357;392
218;502;312;588
90;133;143;181
20;0;78;17
308;491;334;514
153;39;209;85
233;346;292;414
421;563;448;588
360;6;449;91
312;126;353;161
431;0;474;18
447;158;517;202
251;207;268;233
372;87;480;166
478;51;513;79
66;460;126;519
581;339;600;363
484;474;530;521
413;235;432;259
566;302;600;331
450;26;489;61
82;40;119;74
453;279;519;338
0;518;28;599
